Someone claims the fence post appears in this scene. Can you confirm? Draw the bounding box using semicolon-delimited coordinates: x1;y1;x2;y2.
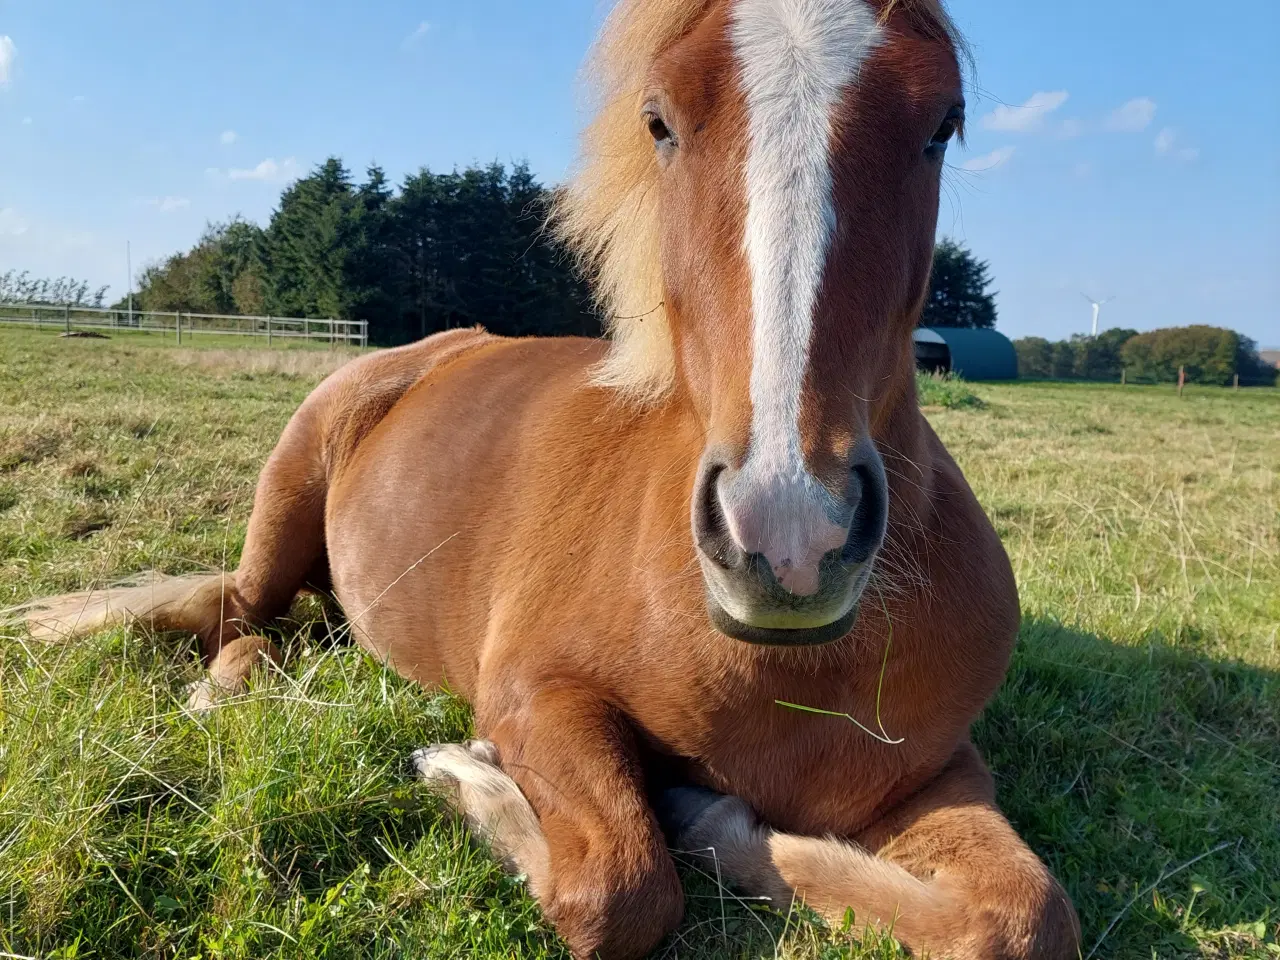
64;302;71;334
361;320;368;349
267;315;273;347
1121;369;1126;386
304;318;310;340
1233;374;1240;391
1178;365;1186;398
176;312;182;345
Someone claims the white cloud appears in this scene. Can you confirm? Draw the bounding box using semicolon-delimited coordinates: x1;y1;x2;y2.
402;21;431;48
960;146;1016;172
1106;97;1157;132
225;157;301;183
0;35;16;86
71;94;86;103
981;91;1069;133
1154;127;1200;162
220;130;238;145
1058;117;1085;139
0;207;30;236
149;196;191;213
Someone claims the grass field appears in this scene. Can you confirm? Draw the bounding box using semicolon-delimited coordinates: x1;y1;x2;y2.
1;326;1277;959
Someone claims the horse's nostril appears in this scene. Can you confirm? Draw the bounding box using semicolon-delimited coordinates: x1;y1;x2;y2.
843;457;889;566
693;461;744;571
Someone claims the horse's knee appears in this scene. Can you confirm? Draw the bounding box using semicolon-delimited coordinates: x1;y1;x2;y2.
549;853;684;960
1026;879;1082;960
967;872;1081;960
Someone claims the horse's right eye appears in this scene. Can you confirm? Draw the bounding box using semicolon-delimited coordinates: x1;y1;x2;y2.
646;112;673;145
643;103;677;162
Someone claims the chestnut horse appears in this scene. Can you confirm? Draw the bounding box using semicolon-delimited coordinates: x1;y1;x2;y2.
25;0;1080;956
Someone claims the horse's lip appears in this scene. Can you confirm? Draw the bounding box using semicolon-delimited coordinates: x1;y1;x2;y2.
705;597;859;647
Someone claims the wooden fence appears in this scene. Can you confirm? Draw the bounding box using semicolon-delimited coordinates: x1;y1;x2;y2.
0;302;368;348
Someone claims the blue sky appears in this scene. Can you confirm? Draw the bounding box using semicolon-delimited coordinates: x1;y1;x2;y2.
2;0;1278;345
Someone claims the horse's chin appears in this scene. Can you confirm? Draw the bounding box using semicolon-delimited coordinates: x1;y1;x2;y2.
706;598;861;647
699;556;871;647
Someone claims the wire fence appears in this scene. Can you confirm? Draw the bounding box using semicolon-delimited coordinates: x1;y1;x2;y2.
1019;370;1278;389
1119;372;1278;389
0;302;368;348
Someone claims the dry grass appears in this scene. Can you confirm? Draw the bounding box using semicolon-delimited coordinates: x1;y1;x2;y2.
168;347;360;378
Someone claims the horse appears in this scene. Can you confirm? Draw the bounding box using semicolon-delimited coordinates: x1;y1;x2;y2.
23;0;1081;956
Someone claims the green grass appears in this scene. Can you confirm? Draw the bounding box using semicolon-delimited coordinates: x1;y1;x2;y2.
1;328;1277;959
914;370;986;410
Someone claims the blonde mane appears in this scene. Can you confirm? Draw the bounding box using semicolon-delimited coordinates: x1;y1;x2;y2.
554;0;961;404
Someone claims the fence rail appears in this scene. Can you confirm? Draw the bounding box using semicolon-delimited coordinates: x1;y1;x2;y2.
0;302;368;348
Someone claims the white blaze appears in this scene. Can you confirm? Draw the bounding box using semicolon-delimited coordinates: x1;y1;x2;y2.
722;0;884;592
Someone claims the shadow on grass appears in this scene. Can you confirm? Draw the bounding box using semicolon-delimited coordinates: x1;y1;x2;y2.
655;618;1280;959
979;618;1279;959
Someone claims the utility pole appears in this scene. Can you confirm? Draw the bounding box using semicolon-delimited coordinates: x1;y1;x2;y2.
126;240;134;326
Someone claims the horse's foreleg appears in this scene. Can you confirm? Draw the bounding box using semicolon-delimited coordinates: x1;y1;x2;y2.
663;742;1079;960
417;689;684;960
412;739;551;892
185;634;283;711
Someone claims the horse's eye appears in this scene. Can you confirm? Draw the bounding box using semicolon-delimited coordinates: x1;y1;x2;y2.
927;106;964;156
646;111;673;146
643;102;677;162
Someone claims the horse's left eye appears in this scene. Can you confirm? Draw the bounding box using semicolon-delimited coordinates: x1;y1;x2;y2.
927;106;964;156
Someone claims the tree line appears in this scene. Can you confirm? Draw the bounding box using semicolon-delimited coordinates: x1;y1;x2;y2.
0;271;108;308
114;159;600;346
1015;327;1277;387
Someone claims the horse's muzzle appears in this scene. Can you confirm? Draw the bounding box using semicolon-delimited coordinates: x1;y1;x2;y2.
692;439;889;646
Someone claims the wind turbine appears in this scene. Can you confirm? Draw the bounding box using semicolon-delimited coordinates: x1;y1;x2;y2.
1081;292;1115;338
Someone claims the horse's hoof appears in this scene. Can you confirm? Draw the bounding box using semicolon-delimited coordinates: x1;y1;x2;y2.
411;740;500;784
184;678;224;714
411;744;457;781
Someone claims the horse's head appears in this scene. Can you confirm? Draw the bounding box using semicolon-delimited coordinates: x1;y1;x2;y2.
561;0;963;645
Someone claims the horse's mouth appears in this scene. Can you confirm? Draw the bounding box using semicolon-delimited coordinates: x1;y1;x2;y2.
705;595;860;647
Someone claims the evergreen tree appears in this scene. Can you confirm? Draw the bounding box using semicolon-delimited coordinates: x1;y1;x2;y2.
921;239;998;329
262;158;361;319
124;157;600;346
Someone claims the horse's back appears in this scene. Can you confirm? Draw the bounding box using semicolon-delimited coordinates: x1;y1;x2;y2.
300;328;500;475
321;334;616;692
